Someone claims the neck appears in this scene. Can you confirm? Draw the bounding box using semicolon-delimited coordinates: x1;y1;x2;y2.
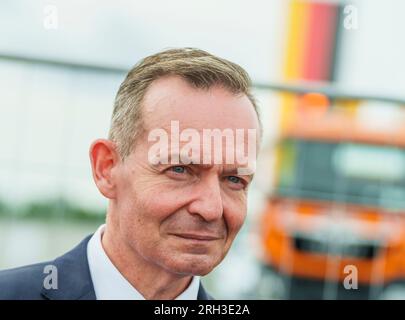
101;217;193;300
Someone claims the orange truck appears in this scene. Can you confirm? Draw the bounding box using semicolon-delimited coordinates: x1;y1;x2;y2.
257;84;405;299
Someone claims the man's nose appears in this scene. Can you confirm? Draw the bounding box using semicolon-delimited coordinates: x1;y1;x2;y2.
187;176;224;222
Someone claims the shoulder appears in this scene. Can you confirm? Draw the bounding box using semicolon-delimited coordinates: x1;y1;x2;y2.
0;234;95;300
0;261;50;300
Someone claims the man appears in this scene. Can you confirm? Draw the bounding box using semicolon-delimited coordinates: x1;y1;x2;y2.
0;48;261;300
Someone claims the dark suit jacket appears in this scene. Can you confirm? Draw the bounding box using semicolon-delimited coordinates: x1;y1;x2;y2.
0;235;213;300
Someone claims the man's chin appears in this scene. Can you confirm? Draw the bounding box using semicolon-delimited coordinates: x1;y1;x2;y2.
162;254;220;276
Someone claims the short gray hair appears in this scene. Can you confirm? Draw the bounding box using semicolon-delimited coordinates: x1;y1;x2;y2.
109;47;261;159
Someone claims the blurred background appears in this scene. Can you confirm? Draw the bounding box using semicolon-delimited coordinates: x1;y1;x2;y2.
1;0;405;299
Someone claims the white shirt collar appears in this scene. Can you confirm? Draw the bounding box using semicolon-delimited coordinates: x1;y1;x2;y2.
87;224;200;300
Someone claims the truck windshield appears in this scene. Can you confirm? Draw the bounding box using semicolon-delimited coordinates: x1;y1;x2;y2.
277;139;405;210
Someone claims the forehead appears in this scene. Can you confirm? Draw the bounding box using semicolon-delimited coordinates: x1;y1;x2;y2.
142;76;259;133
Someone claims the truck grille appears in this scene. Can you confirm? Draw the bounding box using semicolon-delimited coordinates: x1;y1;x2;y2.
293;234;381;259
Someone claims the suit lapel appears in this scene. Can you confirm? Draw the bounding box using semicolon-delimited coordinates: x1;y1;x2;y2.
41;235;96;300
197;283;213;300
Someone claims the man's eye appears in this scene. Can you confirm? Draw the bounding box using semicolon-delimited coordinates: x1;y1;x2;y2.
227;176;242;184
170;166;186;174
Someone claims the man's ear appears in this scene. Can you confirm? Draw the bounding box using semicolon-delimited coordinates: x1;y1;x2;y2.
89;139;120;199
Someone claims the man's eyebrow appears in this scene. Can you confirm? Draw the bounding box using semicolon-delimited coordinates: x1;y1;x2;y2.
149;153;255;177
222;167;255;180
149;153;212;168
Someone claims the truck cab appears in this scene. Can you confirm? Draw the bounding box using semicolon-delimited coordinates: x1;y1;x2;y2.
259;88;405;299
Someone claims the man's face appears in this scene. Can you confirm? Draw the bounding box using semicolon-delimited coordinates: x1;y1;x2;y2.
113;76;260;276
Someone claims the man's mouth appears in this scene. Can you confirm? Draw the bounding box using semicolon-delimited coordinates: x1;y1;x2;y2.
170;233;222;241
